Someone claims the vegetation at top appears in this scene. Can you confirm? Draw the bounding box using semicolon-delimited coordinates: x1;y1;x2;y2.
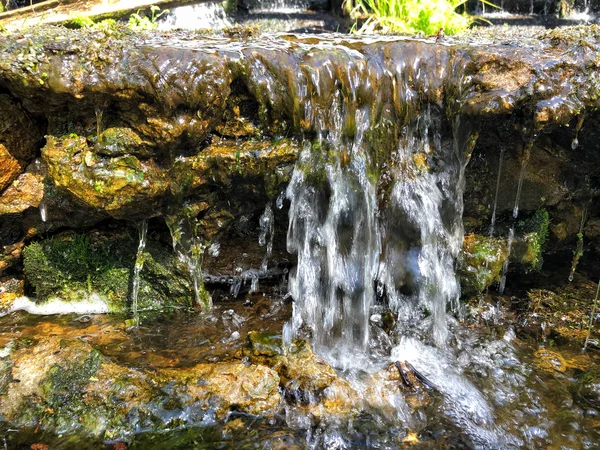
350;0;498;35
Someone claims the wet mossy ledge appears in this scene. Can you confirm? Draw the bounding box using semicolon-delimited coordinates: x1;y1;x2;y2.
0;24;599;310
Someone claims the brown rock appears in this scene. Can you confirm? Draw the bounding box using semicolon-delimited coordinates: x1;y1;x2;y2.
0;144;22;192
0;94;42;163
0;172;44;215
0;277;24;312
0;242;23;275
42;135;168;219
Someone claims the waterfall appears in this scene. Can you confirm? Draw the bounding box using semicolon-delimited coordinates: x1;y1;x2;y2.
280;45;472;366
158;2;232;30
379;107;465;348
285;117;380;366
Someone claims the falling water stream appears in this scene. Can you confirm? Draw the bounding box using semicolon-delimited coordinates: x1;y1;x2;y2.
166;211;211;311
0;31;598;450
499;154;529;294
130;220;148;326
489;148;505;237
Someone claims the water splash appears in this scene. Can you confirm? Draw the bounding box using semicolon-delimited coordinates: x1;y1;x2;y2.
130;220;148;327
166;210;211;311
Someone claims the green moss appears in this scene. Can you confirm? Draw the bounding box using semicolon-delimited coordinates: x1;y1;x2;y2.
64;16;96;29
22;231;196;312
30;347;104;434
459;234;508;295
514;209;549;272
247;331;283;357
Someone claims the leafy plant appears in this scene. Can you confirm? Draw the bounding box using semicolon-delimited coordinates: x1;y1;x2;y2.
352;0;497;35
128;5;169;31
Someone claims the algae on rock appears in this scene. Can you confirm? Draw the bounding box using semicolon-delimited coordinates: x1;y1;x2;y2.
22;231;196;311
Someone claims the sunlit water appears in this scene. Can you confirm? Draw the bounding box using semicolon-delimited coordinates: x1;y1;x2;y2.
158;2;232;31
0;291;598;448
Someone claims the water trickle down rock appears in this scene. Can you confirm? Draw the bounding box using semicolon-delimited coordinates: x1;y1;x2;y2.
499;142;532;294
263;42;477;365
257;202;275;283
166;209;211;311
130;220;148;326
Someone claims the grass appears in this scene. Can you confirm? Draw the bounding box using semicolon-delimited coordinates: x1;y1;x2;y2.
352;0;497;35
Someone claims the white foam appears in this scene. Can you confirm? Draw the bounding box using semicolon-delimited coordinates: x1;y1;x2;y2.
5;295;110;316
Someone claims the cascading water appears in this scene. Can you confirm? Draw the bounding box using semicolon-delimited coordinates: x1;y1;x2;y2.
277;42;472;367
258;202;275;273
489;147;505;237
378;107;466;348
158;2;232;30
166;210;211;311
130;220;148;326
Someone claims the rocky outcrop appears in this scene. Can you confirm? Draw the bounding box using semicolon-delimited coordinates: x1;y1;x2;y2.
0;25;598;303
0;335;281;439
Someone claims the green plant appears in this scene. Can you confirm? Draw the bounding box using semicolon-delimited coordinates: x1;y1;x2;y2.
352;0;497;35
128;5;169;31
65;15;95;29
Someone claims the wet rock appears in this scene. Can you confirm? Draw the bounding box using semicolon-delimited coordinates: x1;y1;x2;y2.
0;93;42;164
0;172;44;215
522;281;599;345
459;218;547;294
0;336;280;439
244;331;337;392
534;349;568;373
0;277;23;312
95;127;155;158
459;234;507;295
0;241;23;275
174;137;299;199
42;135;168;219
572;367;600;411
22;230;195;310
0;144;22;192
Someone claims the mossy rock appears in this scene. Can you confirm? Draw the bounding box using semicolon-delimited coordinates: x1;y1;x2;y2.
22;230;196;312
42;135;168;219
459;234;508;295
0;336;281;439
512;209;549;272
243;333;338;392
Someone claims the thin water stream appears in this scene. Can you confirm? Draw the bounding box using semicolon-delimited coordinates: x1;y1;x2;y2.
130;220;148;327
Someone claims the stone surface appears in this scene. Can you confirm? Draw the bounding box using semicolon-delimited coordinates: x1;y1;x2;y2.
0;335;281;438
0;172;44;215
0;94;42;163
21;230;197;311
0;144;21;193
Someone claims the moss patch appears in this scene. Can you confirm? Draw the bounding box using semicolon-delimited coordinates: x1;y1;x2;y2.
22;230;195;312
